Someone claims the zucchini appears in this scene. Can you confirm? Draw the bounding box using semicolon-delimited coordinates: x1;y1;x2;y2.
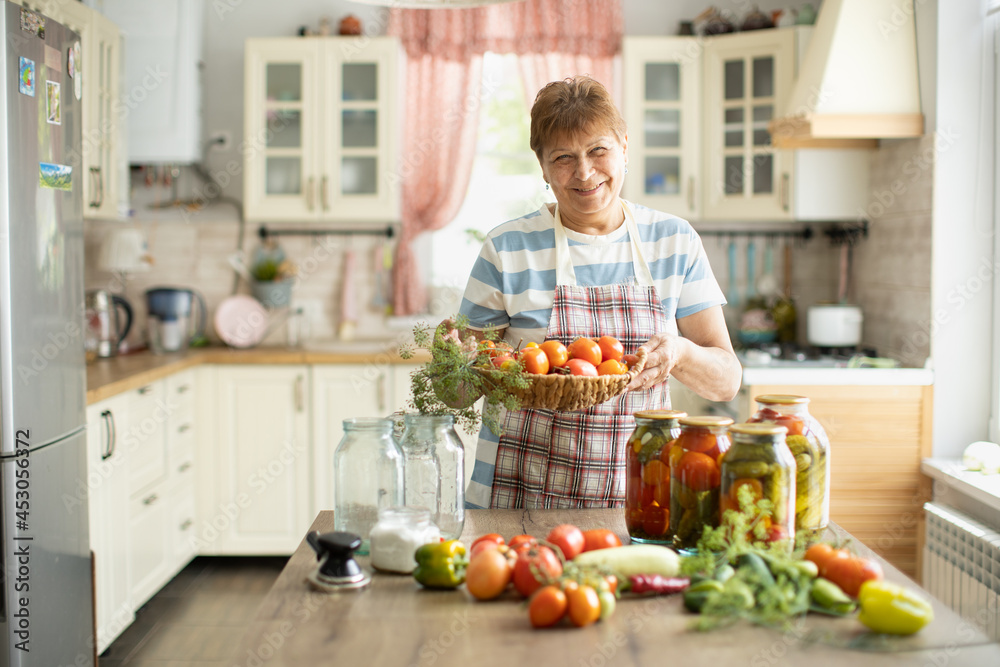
573;544;680;578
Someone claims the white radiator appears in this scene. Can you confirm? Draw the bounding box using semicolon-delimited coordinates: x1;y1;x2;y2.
923;502;1000;641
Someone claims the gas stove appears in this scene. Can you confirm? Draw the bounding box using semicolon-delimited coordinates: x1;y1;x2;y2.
738;342;878;368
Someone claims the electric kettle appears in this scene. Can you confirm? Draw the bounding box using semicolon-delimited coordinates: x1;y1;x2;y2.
145;287;207;354
84;289;133;360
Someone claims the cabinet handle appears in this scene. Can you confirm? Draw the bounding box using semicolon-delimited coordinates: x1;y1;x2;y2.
178;461;192;473
321;175;330;211
96;166;104;208
179;519;193;531
88;167;100;208
687;176;695;211
143;493;159;506
294;375;305;413
100;410;115;460
377;373;386;414
137;385;153;396
306;177;315;211
178;423;191;434
781;172;790;212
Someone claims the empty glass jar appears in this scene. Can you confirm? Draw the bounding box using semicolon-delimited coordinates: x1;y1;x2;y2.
398;414;465;540
333;418;404;554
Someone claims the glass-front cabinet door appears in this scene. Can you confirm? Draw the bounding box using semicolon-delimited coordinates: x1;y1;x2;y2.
622;37;701;220
703;29;794;221
244;40;320;221
322;38;399;221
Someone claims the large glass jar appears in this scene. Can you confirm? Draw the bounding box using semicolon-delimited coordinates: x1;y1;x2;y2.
669;416;733;551
399;414;465;540
748;394;830;540
333;418;404;554
720;423;796;552
625;410;687;544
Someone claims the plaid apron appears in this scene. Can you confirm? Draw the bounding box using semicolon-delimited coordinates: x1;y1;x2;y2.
489;202;672;509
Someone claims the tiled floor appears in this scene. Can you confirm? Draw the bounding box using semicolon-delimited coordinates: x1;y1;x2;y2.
98;556;287;667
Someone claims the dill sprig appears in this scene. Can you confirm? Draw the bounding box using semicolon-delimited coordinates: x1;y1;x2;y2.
399;315;528;435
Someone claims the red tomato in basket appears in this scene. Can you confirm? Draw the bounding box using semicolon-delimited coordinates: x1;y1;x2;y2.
566;359;598;377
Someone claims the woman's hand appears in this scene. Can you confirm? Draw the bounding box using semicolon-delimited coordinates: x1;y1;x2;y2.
625;333;684;391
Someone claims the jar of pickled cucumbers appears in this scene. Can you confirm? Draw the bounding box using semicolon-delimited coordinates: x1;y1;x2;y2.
720;423;796;552
747;395;830;541
669;416;733;551
625;410;687;544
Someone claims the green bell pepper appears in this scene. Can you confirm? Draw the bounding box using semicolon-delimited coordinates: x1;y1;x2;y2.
857;580;934;635
413;540;467;589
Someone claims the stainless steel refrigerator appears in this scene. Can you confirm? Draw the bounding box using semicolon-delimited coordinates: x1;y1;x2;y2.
0;2;93;666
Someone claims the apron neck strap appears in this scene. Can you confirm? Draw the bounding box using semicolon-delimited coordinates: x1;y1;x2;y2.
552;200;655;287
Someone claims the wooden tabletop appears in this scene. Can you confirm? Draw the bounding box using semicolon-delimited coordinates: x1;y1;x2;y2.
231;510;1000;666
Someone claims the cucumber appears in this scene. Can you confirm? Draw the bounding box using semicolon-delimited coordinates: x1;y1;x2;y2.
573;544;680;578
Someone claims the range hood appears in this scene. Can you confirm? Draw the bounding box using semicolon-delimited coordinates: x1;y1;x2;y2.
770;0;924;149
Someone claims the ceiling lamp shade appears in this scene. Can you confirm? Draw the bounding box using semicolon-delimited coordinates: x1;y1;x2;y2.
349;0;527;7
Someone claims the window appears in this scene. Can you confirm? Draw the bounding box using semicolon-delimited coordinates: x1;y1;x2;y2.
428;53;554;291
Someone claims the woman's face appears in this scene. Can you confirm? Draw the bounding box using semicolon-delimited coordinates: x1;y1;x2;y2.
539;127;627;226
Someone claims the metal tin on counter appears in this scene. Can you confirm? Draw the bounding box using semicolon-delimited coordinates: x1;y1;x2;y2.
625;410;687;544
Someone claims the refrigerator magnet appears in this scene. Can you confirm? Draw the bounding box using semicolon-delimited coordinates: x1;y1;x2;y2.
39;163;72;191
46;81;61;125
18;58;35;97
20;8;45;39
68;42;78;78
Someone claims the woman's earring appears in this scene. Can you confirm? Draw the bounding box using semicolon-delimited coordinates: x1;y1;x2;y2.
625;165;629;174
545;182;549;190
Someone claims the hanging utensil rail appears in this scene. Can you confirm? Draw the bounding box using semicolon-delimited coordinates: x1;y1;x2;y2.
257;224;396;241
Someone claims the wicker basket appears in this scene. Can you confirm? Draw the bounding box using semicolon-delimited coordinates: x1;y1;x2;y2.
477;348;648;412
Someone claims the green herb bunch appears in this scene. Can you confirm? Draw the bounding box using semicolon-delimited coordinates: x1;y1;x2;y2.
680;485;820;630
399;315;528;436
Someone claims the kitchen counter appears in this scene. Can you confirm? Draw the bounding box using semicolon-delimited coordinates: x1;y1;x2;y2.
232;509;1000;667
86;343;429;404
742;365;934;386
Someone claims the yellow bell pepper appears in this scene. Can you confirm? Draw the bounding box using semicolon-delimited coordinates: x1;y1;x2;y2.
857;580;934;635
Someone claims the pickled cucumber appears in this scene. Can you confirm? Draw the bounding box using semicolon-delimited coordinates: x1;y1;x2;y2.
724;460;771;478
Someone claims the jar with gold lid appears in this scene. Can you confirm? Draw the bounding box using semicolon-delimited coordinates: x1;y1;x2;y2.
720;423;796;552
669;415;733;551
747;394;830;540
625;410;687;544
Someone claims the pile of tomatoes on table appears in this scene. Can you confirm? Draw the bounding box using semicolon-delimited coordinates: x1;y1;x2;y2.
481;335;629;377
461;525;624;628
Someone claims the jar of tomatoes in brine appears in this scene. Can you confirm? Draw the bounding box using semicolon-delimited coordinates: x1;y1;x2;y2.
720;423;796;552
669;416;733;551
748;395;830;541
625;410;687;544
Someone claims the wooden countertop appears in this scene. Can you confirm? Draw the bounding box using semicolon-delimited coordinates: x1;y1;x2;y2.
86;344;430;404
232;509;1000;667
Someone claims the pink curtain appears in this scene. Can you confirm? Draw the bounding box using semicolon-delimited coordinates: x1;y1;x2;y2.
389;0;624;315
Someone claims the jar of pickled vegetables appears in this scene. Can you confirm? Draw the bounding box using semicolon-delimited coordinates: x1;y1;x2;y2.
625;410;687;544
747;395;830;541
669;416;733;551
720;423;796;551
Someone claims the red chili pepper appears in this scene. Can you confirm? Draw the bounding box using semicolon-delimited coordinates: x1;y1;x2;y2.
628;574;691;595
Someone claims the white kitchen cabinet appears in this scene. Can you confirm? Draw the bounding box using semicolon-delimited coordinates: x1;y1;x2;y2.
622;37;702;220
311;364;390;513
85;394;134;655
206;365;312;554
243;37;400;223
165;370;198;569
624;28;868;223
28;0;124;219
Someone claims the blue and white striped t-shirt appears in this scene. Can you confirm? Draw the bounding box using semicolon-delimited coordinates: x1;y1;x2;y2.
458;200;726;342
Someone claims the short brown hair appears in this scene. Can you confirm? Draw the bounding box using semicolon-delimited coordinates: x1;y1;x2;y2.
529;76;627;160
